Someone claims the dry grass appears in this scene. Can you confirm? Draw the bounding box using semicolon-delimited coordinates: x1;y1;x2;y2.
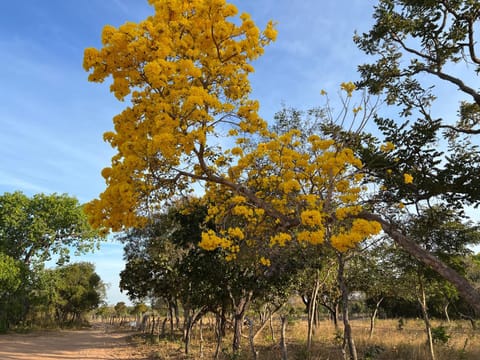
131;317;480;359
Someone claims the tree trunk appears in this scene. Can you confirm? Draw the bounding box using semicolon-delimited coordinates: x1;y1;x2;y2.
360;212;480;315
199;318;204;359
338;253;357;360
369;297;384;339
253;303;283;341
174;299;180;329
320;302;339;329
444;302;450;324
418;278;435;360
230;290;253;353
168;302;174;336
184;306;206;355
246;317;257;360
307;270;321;355
214;311;226;360
280;315;288;360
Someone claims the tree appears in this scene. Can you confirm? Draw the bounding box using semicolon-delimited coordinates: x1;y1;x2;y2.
351;0;480;313
84;4;383;357
84;0;380;249
54;262;105;324
114;301;129;324
0;191;103;329
347;239;401;338
355;0;480;135
0;253;27;331
83;0;277;232
81;0;480;329
0;191;101;266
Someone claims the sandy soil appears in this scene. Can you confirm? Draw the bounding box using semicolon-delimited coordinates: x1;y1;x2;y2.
0;325;146;360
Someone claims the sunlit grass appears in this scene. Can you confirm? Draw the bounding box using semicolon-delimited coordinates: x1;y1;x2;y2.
126;317;480;359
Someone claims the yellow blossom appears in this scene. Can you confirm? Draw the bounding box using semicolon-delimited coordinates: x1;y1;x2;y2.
353;106;362;114
340;81;356;97
380;142;395;152
404;173;413;184
301;210;323;227
228;227;245;240
270;232;292;247
260;257;271;266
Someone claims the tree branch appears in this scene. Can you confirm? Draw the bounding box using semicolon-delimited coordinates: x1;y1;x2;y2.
421;67;480;106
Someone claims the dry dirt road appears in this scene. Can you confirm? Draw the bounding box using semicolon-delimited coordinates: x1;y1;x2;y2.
0;325;146;360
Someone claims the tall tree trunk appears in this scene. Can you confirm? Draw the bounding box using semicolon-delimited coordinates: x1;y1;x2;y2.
174;299;180;329
360;212;480;315
418;278;435;360
184;306;207;355
270;310;276;342
369;297;384;339
246;317;257;360
280;315;288;360
307;270;321;355
230;290;253;353
199;318;204;358
168;301;174;336
338;253;357;360
444;302;450;324
214;311;226;360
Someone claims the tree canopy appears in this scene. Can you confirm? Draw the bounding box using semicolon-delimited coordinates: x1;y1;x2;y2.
0;191;102;266
84;0;480;315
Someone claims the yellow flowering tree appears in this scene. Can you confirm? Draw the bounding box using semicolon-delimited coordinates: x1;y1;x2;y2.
83;0;276;231
84;0;380;254
83;0;480;316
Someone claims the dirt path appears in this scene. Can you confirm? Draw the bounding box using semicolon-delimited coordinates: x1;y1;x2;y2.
0;325;146;360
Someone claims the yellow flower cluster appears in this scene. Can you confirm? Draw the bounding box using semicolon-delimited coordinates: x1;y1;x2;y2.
270;232;292;247
404;173;413;184
260;256;271;267
85;0;383;265
353;106;362;115
335;205;361;221
83;0;277;232
340;82;356;97
297;230;325;245
232;205;254;218
330;219;382;252
199;230;232;251
380;141;395;152
228;227;245;240
301;210;323;227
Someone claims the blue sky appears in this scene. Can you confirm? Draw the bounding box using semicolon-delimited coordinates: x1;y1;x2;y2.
0;0;380;305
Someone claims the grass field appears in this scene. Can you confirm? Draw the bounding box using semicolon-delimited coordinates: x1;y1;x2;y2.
133;317;480;359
